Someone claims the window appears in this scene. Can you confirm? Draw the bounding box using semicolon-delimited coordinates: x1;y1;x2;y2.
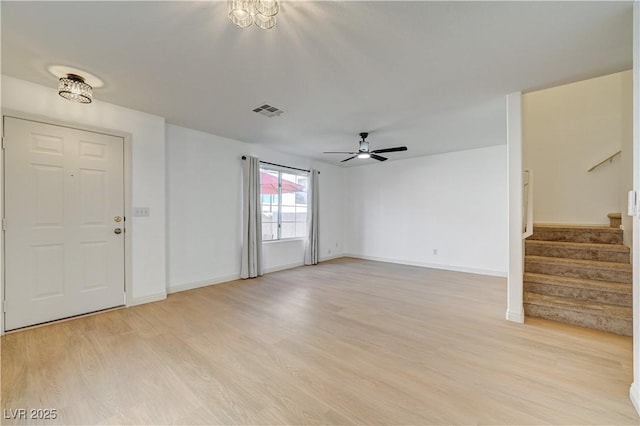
260;167;308;241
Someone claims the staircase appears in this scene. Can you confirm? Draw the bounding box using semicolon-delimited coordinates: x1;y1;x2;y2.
524;224;632;336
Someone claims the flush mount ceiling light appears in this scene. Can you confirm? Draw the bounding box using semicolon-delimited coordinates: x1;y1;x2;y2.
48;65;104;105
228;0;279;29
58;74;92;103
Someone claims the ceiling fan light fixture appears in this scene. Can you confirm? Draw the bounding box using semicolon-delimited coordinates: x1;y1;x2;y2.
58;73;92;104
228;0;255;28
228;0;278;29
323;132;407;164
255;0;279;17
254;13;276;29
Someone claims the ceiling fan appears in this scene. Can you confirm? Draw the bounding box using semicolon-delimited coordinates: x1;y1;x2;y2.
323;132;408;163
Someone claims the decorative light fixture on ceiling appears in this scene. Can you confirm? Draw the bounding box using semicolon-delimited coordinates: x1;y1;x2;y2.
48;65;104;105
228;0;279;29
58;74;92;104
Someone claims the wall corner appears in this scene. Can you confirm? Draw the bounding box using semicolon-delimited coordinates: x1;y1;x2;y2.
506;92;524;324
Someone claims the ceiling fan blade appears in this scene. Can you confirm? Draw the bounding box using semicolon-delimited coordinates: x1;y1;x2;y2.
341;155;358;163
371;146;408;154
323;151;358;154
370;154;388;162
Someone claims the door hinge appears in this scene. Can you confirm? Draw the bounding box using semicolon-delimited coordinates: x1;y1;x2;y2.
2;218;6;231
1;137;5;150
3;301;6;313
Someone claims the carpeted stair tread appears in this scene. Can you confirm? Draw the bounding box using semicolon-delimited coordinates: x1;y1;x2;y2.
528;225;622;244
608;212;622;228
525;240;629;252
524;272;632;307
525;255;631;271
523;222;631;335
524;240;629;263
525;255;631;284
524;292;632;317
532;224;617;230
524;272;631;293
524;293;632;336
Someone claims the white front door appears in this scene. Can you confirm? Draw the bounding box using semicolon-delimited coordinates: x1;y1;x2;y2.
3;117;125;330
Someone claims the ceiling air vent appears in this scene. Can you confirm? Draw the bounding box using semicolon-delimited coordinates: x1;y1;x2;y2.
253;103;285;118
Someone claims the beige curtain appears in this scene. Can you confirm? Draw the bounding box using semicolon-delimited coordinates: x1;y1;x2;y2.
240;156;263;278
304;169;319;265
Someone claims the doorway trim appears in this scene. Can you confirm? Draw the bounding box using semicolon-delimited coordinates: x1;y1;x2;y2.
629;1;640;416
0;109;133;334
506;91;524;324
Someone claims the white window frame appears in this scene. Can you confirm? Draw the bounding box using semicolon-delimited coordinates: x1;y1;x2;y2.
260;166;308;242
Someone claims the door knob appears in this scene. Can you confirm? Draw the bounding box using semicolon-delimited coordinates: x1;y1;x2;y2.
114;228;122;235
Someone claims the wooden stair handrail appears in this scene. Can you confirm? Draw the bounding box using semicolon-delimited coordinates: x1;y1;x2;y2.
588;150;621;172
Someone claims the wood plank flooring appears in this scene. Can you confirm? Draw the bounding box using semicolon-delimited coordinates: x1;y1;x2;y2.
1;257;637;424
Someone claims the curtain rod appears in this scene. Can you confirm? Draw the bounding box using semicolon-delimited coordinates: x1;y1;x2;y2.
241;156;319;174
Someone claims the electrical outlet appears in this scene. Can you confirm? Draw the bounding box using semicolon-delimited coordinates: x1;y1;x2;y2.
134;207;150;217
433;249;438;255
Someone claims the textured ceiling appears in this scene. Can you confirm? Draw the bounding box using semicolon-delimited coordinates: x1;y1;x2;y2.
1;1;633;165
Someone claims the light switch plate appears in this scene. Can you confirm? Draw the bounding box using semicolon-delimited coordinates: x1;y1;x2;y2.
134;207;150;217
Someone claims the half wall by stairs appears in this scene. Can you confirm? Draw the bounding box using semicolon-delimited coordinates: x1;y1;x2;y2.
524;225;632;336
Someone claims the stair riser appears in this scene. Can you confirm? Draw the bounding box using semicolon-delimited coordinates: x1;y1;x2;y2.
529;229;622;245
524;281;632;307
524;245;629;263
524;303;632;336
525;262;631;284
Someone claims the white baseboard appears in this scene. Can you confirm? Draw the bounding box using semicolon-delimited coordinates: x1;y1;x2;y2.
168;274;240;294
167;259;348;296
263;261;304;274
631;382;640;417
344;253;508;278
128;292;167;306
319;253;345;262
506;308;525;324
170;258;332;295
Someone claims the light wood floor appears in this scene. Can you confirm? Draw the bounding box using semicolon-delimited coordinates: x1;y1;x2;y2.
1;258;637;425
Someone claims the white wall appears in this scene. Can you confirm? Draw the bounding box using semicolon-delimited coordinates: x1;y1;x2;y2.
345;145;508;276
523;71;632;226
1;76;167;307
166;124;345;293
